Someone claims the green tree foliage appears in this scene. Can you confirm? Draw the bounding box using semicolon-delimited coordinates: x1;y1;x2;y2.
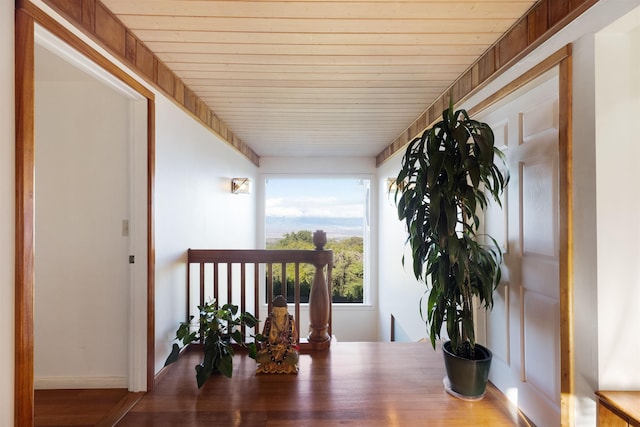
267;231;364;303
273;230;315;249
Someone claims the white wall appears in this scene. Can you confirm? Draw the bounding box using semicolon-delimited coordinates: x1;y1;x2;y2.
376;155;429;343
0;0;15;423
154;96;258;373
594;11;640;390
571;32;600;426
259;157;379;342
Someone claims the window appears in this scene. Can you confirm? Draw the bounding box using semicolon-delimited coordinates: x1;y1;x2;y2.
265;177;369;304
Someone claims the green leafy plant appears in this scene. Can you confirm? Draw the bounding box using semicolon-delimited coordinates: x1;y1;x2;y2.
164;300;261;388
395;104;508;359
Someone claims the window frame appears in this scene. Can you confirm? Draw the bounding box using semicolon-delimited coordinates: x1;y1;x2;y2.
258;173;375;307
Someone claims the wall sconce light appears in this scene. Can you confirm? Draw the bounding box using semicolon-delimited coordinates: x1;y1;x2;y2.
386;177;397;192
231;178;250;194
387;177;409;193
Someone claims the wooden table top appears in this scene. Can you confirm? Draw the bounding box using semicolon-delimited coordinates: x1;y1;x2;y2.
596;390;640;424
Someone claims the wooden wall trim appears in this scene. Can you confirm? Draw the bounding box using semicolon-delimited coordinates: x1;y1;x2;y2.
558;53;574;427
17;0;153;100
147;97;156;391
469;45;571;117
473;50;574;426
15;8;35;427
376;0;599;166
15;2;159;421
35;0;260;167
383;46;575;423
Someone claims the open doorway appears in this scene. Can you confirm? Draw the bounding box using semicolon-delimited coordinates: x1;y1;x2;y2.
15;4;153;425
32;27;149;392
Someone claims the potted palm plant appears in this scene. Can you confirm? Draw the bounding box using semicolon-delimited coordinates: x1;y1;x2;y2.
394;103;508;399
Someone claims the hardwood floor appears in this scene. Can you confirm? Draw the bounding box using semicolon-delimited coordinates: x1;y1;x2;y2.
117;342;533;426
34;388;143;426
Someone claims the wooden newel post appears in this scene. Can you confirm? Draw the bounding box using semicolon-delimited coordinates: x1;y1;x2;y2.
308;230;332;349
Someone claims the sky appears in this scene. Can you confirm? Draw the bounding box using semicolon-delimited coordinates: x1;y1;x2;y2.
264;178;369;239
265;178;367;219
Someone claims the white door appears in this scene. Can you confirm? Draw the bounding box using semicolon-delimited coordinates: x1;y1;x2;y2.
480;69;561;427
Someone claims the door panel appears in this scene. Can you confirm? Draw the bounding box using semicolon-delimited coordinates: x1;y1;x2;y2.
521;158;558;258
486;282;510;365
523;291;560;401
480;70;561;427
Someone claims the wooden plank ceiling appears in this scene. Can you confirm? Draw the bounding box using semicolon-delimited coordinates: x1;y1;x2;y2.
100;0;537;158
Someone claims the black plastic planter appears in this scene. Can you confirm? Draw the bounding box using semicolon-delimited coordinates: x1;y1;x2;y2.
442;341;492;400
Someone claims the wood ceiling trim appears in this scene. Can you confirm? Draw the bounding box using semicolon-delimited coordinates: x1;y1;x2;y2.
161;53;482;66
118;16;518;34
104;0;535;19
181;80;452;89
144;43;490;57
133;31;503;46
170;63;469;74
40;0;260;166
376;0;600;166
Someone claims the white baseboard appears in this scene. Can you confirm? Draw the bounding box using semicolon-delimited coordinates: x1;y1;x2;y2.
35;376;128;390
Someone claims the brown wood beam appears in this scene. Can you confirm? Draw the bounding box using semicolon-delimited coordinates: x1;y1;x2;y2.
558;50;575;427
15;8;35;427
39;0;260;166
376;0;600;166
14;0;160;426
147;98;156;391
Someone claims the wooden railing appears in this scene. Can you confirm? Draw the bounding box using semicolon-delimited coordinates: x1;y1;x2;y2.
186;230;333;350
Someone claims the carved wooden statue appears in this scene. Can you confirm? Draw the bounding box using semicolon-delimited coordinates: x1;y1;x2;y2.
256;295;299;374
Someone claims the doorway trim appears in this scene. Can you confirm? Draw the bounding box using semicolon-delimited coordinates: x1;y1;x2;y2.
468;45;574;426
15;3;155;425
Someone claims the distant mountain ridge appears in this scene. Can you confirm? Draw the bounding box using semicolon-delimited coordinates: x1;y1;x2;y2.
266;216;364;240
